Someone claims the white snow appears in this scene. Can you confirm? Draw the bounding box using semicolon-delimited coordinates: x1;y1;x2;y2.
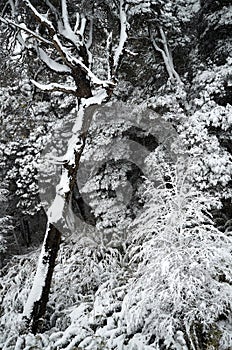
114;0;128;69
23;246;50;319
38;48;71;73
31;80;76;93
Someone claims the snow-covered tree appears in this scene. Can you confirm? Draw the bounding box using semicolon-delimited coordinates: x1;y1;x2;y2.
1;0;130;333
122;158;232;349
1;0;232;348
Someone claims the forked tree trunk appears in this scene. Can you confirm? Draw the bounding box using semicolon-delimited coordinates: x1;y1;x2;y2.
22;91;111;334
23;74;94;333
13;0;128;333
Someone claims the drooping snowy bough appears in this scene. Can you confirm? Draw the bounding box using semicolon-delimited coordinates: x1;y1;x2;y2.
0;0;129;333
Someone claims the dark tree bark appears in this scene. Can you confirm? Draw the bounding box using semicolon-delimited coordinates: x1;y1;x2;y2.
30;224;61;334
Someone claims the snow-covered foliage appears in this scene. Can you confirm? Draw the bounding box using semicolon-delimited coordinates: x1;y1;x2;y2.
1;0;232;349
1;160;232;349
0;75;58;214
0;235;7;255
179;59;232;200
123;159;232;349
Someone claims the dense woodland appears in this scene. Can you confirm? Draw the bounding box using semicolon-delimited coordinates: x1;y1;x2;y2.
0;0;232;349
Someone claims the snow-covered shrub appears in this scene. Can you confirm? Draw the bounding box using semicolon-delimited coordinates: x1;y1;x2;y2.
0;253;38;348
122;159;232;349
0;238;130;350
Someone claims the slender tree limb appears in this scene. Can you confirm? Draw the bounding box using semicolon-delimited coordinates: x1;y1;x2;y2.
159;27;182;85
106;31;114;80
31;80;77;94
113;0;129;76
86;18;93;50
23;0;56;35
150;26;182;85
0;16;52;45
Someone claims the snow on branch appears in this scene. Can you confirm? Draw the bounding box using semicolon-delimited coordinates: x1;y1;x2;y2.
86;18;93;50
113;0;129;75
2;0;125;92
61;0;71;31
106;31;113;80
51;35;114;87
37;47;71;73
0;16;52;46
31;80;77;94
23;0;56;35
59;0;83;49
151;27;182;85
45;0;59;19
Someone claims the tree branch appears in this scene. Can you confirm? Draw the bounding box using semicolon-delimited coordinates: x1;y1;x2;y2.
0;16;52;45
37;47;71;73
31;80;77;94
113;0;128;76
23;0;56;36
151;26;182;85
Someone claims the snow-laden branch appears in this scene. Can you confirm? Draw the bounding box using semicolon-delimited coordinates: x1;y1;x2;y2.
45;0;59;19
106;31;113;80
2;0;124;92
86;18;93;66
31;80;77;94
37;47;71;73
79;16;87;37
59;0;83;49
151;27;182;85
86;18;93;50
52;34;114;87
113;0;128;73
2;0;16;17
61;0;70;31
23;0;56;35
0;16;52;45
15;0;112;89
1;0;27;51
